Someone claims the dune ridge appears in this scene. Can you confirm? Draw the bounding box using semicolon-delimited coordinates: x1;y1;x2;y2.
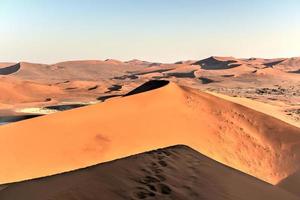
0;145;298;200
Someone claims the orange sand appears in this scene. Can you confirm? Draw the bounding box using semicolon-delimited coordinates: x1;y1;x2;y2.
0;82;299;185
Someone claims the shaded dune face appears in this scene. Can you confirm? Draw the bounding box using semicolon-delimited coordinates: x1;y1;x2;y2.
124;80;169;96
0;81;299;185
199;77;215;84
263;59;285;67
0;63;20;75
193;56;241;70
0;146;298;200
0;115;41;124
97;80;169;101
277;170;300;197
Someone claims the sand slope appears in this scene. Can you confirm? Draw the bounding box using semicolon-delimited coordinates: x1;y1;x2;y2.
0;77;62;105
0;81;299;186
272;57;300;72
0;145;298;200
207;91;300;128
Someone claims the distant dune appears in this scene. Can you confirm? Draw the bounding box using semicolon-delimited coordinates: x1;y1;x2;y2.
0;145;298;200
5;60;146;82
271;57;300;72
0;81;299;186
0;56;298;114
0;76;62;106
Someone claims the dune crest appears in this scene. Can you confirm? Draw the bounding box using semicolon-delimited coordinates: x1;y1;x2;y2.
0;145;298;200
0;81;299;185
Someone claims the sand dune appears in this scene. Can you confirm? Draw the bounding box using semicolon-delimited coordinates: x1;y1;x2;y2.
163;65;198;78
0;81;299;186
8;60;145;82
196;64;255;78
0;145;298;200
191;56;299;74
175;60;197;65
271;57;300;72
254;67;299;78
0;77;62;106
0;76;109;111
125;59;152;65
0;56;299;199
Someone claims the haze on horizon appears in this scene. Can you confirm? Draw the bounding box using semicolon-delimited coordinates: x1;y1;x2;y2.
1;0;300;64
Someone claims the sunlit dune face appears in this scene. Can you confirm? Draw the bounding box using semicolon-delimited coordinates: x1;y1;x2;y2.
0;82;299;185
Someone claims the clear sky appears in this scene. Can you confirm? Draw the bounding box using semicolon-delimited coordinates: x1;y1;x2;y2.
1;0;300;63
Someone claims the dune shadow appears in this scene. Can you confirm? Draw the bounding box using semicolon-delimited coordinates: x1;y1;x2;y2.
165;71;196;78
0;63;21;75
44;104;86;111
199;77;215;84
263;60;285;67
222;74;234;77
124;80;169;96
0;115;41;125
88;85;98;91
193;57;240;70
289;69;300;74
113;74;138;80
277;170;300;197
105;85;122;93
97;95;122;102
134;69;173;76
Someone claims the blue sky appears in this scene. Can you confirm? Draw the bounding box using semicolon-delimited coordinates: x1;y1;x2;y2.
0;0;300;63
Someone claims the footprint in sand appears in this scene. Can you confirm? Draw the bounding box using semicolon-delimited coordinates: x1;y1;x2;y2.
132;150;173;199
